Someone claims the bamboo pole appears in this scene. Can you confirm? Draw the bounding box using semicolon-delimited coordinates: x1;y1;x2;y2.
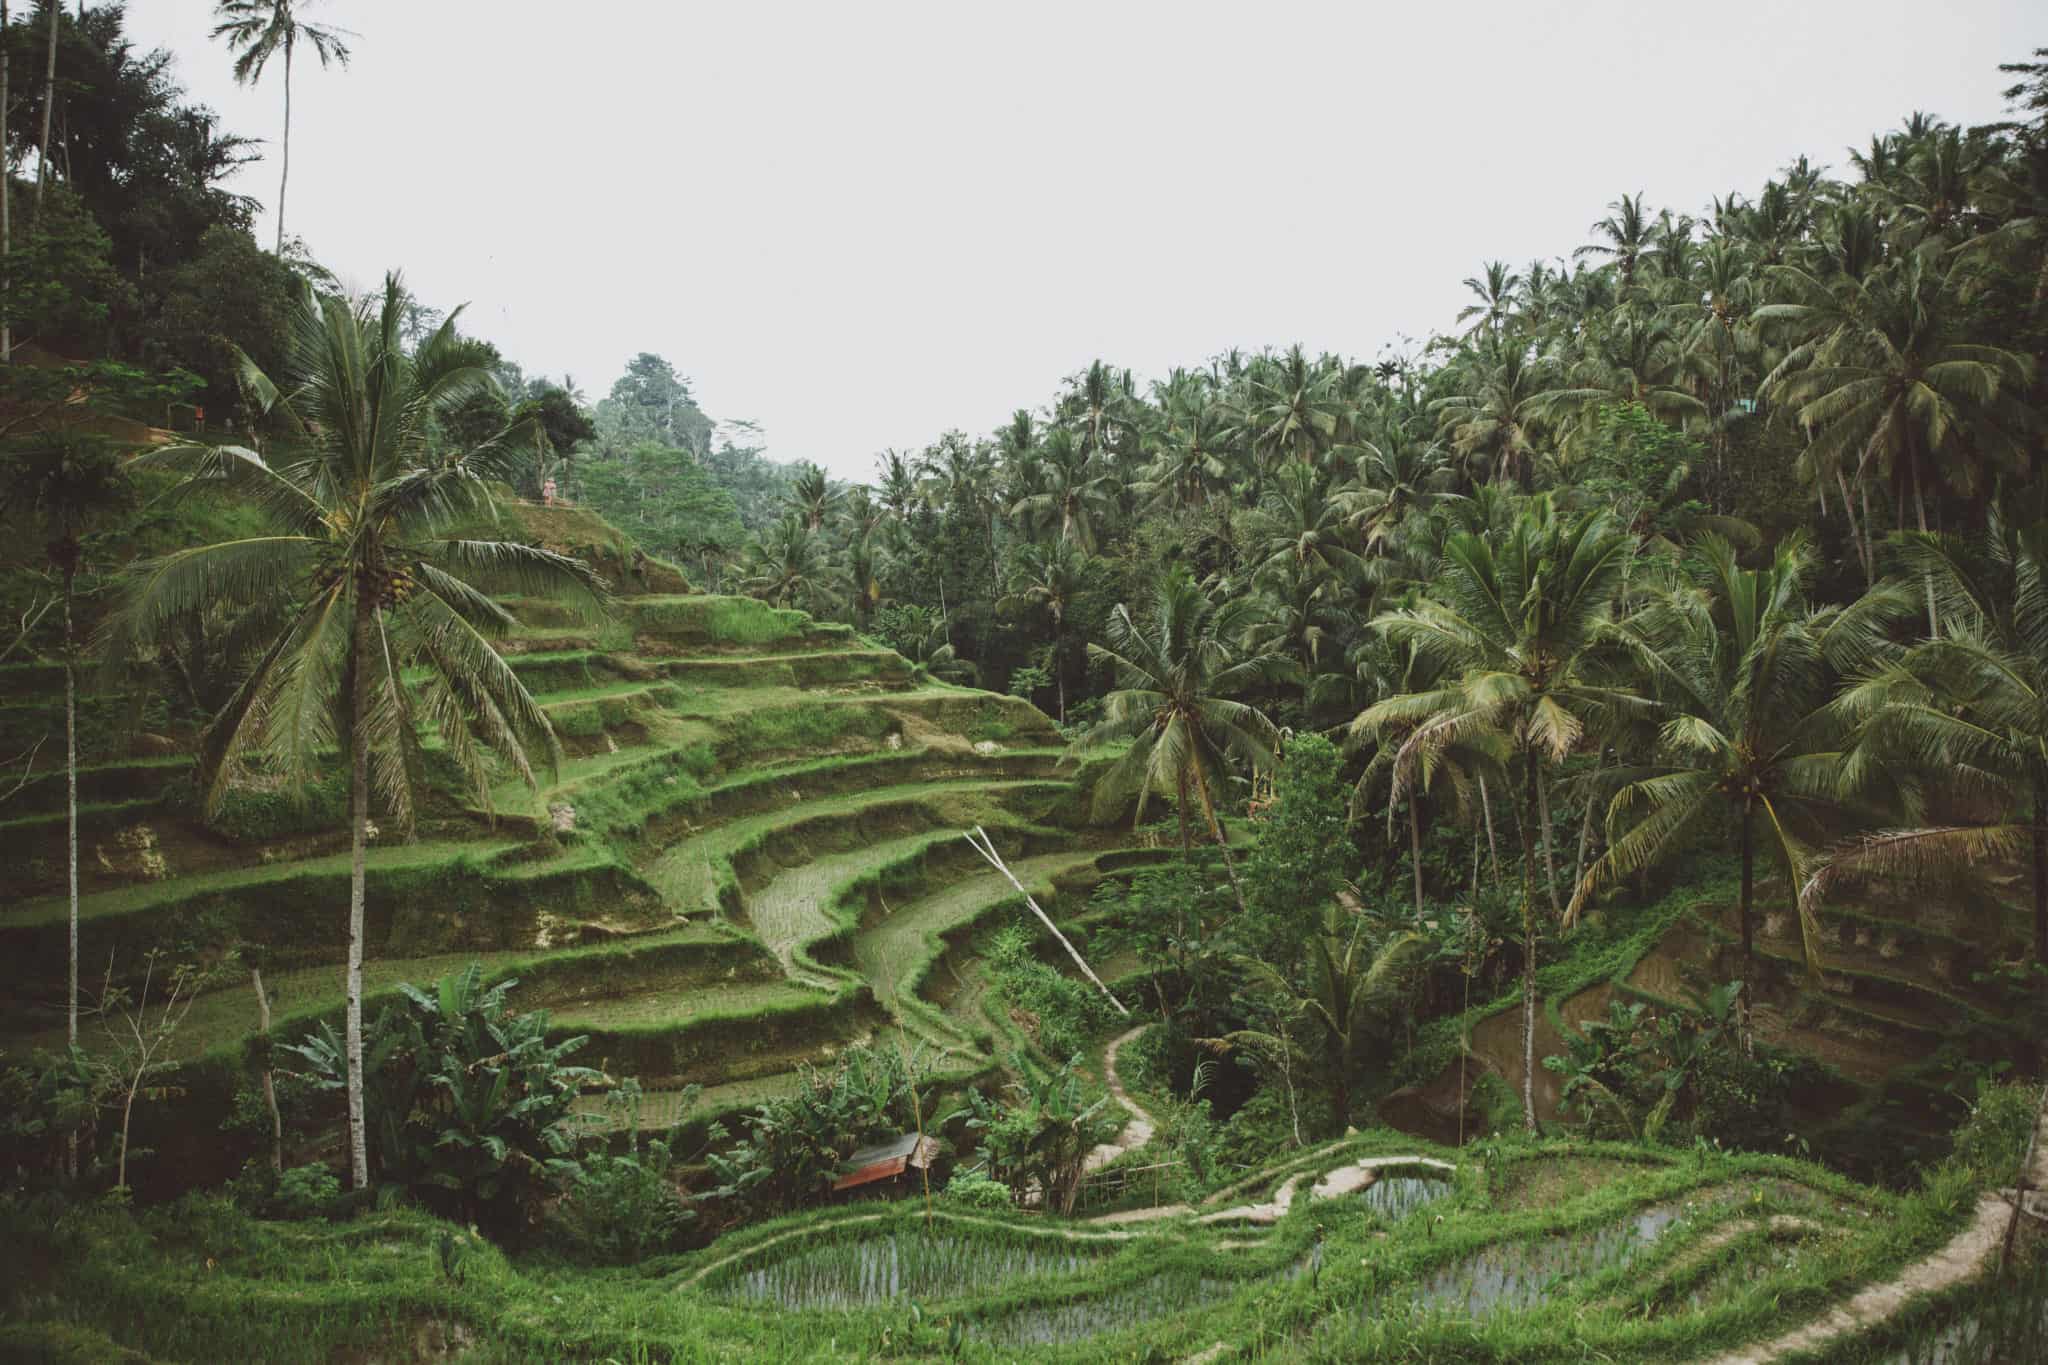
963;825;1128;1016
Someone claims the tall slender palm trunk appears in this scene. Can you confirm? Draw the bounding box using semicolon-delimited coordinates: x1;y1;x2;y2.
64;567;77;1181
2;0;11;364
64;572;76;1050
34;0;56;212
252;967;283;1173
344;596;372;1189
1739;800;1757;964
274;43;293;254
1192;763;1248;917
1409;797;1425;924
1536;769;1561;917
1518;756;1539;1134
1479;775;1501;888
2032;772;2047;964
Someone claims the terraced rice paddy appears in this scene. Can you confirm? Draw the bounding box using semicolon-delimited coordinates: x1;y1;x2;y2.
714;1233;1104;1310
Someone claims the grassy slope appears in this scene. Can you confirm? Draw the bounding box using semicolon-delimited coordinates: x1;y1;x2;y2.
0;1126;2016;1364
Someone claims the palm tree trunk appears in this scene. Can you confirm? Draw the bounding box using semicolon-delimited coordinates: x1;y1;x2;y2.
1574;780;1596;891
1909;453;1938;638
1859;478;1876;591
1409;796;1425;924
344;596;372;1190
1835;470;1871;588
2;0;11;364
252;967;283;1174
1192;762;1248;918
1480;776;1501;888
1175;770;1192;856
1739;799;1755;964
2032;771;2047;964
34;0;56;212
1518;756;1539;1134
64;565;77;1182
1536;768;1561;918
276;41;292;256
63;568;76;1051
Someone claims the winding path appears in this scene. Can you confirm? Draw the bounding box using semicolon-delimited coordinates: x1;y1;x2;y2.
1083;1025;1159;1174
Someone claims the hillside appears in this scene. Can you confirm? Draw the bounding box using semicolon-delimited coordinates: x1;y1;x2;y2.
0;496;1152;1184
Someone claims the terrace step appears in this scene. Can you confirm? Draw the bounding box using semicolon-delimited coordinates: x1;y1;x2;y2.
642;777;1068;920
853;845;1123;1049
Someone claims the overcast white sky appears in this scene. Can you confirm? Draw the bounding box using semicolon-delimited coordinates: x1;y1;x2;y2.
134;1;2038;481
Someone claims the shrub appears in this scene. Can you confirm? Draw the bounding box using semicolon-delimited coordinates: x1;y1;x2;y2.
984;924;1115;1058
282;963;601;1235
557;1142;693;1263
271;1163;341;1220
1948;1079;2040;1185
942;1167;1014;1210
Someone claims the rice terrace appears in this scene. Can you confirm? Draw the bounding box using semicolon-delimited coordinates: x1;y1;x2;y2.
4;2;2048;1361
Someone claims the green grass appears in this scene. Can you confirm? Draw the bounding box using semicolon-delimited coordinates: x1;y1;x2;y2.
0;1129;2003;1362
7;838;524;927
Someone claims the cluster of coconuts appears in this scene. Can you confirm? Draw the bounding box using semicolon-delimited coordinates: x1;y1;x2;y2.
308;558;421;608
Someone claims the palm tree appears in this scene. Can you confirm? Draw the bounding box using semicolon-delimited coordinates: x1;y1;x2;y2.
998;539;1087;723
1235;908;1427;1132
740;514;843;614
787;462;838;532
2;435;130;1078
1363;500;1637;1130
1817;510;2048;959
1567;535;1904;970
1243;345;1341;470
1078;570;1282;910
876;450;920;519
1457;261;1524;338
1575;192;1655;291
1252;461;1364;589
1009;428;1114;550
100;275;606;1191
211;1;354;256
1759;243;2033;630
1431;337;1563;492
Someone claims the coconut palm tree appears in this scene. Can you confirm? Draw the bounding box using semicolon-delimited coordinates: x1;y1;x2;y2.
1235;908;1427;1133
1077;570;1282;909
876;450;920;519
1010;428;1114;550
1567;535;1905;970
1431;338;1565;491
740;514;843;614
1575;192;1655;291
998;539;1087;723
1816;508;2048;960
786;462;838;532
1252;460;1364;589
1362;499;1637;1130
211;1;354;255
2;435;130;1075
1242;345;1342;471
1758;243;2033;630
1457;261;1524;339
99;274;607;1191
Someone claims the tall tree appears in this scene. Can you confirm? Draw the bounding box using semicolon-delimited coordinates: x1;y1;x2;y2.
1819;510;2048;960
1079;570;1281;910
1364;500;1636;1131
101;274;605;1190
211;0;353;255
1567;535;1903;969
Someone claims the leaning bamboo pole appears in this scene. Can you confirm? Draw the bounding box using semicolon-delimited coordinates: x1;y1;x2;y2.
963;825;1128;1017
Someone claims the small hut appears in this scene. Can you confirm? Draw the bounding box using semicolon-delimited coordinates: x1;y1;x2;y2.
831;1133;946;1199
